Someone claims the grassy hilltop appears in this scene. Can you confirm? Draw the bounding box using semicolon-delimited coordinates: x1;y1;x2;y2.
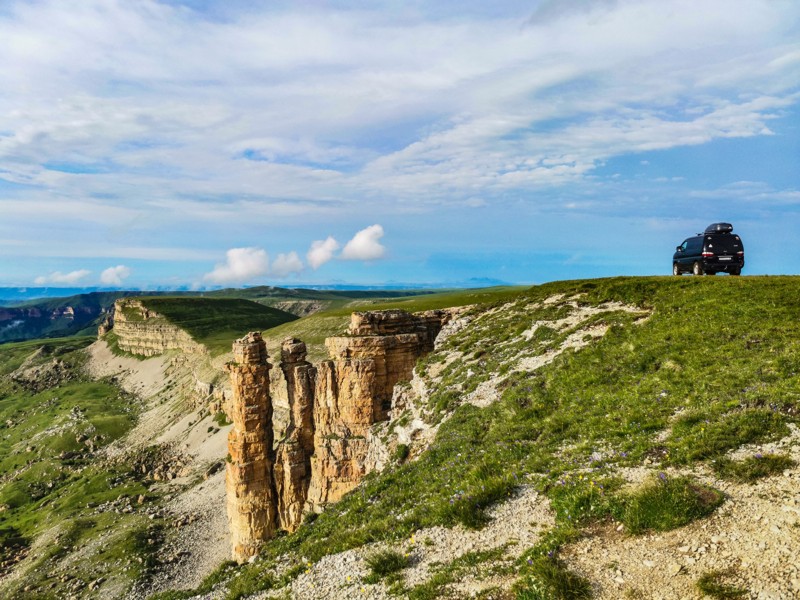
155;276;800;599
2;277;799;599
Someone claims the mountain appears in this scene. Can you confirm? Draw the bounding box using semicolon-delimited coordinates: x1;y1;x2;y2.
0;277;798;599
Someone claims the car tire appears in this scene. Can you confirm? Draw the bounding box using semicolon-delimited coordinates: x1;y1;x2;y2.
731;269;741;276
692;262;703;276
673;263;680;276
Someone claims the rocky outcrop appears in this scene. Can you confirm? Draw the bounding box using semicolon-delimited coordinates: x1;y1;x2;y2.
306;309;452;511
225;333;277;562
224;309;455;560
274;338;316;532
111;299;205;357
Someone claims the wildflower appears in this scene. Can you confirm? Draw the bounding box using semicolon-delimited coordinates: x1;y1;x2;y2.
755;453;763;459
527;559;533;566
658;472;667;482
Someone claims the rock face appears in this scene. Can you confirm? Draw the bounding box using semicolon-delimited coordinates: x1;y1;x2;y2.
111;299;205;357
225;333;277;562
306;310;451;510
224;309;454;560
274;339;316;532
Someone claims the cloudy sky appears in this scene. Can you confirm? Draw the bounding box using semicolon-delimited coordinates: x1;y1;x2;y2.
1;0;798;288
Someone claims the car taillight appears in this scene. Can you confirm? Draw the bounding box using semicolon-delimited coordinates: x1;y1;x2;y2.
737;251;744;255
702;252;714;257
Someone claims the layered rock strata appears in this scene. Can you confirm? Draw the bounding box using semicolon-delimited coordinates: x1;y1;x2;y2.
225;333;277;562
225;309;454;560
112;299;204;357
273;339;316;532
306;309;451;510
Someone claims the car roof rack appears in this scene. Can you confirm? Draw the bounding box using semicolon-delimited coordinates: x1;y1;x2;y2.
704;222;733;234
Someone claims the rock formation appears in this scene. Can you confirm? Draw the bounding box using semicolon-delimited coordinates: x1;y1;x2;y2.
273;338;316;532
224;309;454;560
306;310;451;511
111;299;205;357
225;332;277;562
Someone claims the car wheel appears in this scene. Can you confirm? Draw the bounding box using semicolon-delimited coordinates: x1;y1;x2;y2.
731;269;741;276
692;262;703;276
673;263;680;276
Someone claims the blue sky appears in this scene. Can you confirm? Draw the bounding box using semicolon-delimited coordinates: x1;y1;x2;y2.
0;0;798;288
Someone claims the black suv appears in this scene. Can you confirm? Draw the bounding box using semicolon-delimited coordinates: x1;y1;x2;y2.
673;223;744;276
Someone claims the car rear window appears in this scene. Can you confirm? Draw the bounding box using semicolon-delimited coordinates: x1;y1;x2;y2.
705;235;743;252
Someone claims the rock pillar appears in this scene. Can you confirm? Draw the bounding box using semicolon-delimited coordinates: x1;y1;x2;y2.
225;332;277;562
274;338;316;532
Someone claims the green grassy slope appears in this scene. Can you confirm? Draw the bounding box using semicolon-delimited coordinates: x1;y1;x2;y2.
0;338;158;599
163;276;800;599
135;297;299;356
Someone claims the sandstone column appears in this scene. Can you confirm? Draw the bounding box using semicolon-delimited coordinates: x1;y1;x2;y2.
225;332;277;562
274;338;316;531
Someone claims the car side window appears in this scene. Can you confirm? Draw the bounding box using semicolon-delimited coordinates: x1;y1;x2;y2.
680;241;688;251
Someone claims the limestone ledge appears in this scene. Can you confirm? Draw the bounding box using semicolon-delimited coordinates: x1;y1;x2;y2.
112;299;205;357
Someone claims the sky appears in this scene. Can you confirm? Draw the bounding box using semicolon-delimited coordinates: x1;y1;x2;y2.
0;0;798;289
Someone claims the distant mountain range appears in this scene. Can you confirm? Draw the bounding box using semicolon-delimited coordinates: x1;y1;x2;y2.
0;278;513;305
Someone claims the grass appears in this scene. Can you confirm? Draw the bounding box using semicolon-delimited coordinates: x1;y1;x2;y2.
134;297;299;355
364;549;409;580
515;556;593;600
612;475;723;534
0;337;166;598
713;453;796;483
696;570;747;598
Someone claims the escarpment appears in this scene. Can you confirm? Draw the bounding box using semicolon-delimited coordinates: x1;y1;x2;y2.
225;309;454;561
108;299;205;356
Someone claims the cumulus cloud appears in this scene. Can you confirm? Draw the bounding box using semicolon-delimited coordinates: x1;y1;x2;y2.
34;269;91;285
341;225;386;261
306;236;340;270
100;265;131;286
204;247;269;284
271;251;304;277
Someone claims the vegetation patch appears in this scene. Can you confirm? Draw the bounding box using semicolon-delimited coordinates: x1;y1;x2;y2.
713;453;796;483
514;555;593;600
364;548;409;583
696;570;747;598
612;474;723;534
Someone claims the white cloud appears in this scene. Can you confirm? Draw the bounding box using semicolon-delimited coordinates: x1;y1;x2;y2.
34;269;91;285
341;225;386;261
100;265;131;285
306;236;340;269
271;251;304;277
203;247;269;284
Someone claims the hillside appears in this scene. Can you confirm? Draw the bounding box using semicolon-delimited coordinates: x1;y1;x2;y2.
0;287;447;345
113;297;300;356
1;277;798;599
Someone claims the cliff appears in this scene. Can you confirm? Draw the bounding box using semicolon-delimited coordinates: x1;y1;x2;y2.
111;299;206;357
224;309;454;561
225;333;278;562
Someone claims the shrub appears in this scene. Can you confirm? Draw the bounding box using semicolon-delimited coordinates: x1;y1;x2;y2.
394;443;410;463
